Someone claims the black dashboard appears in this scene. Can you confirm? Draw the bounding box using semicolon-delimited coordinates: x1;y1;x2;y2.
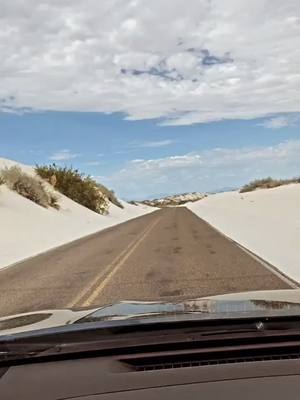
1;355;300;399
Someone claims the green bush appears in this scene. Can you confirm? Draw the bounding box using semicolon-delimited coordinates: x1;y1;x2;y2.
240;177;300;193
35;164;109;214
0;166;59;209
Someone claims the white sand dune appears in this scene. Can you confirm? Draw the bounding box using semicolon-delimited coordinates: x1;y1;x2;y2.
0;158;156;269
187;184;300;283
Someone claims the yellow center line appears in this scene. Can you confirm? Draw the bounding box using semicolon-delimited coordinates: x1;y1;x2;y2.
67;216;161;309
82;217;161;307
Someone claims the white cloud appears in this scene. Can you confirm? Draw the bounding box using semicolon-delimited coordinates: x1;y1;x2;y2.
258;114;300;129
132;139;175;148
1;1;300;125
49;149;80;161
101;140;300;198
131;159;144;163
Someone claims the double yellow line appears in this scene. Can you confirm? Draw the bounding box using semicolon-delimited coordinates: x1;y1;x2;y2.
68;216;161;309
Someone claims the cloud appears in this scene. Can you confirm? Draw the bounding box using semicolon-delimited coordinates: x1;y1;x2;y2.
49;149;80;161
101;140;300;198
130;154;203;168
132;139;175;148
1;1;300;125
131;159;144;163
258;114;300;129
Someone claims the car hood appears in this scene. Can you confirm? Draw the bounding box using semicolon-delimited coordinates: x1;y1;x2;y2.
1;289;300;336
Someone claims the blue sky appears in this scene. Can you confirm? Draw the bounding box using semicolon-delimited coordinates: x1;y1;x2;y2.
1;1;300;199
1;111;300;199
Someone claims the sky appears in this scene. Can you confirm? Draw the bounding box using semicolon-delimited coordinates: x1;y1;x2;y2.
0;0;300;199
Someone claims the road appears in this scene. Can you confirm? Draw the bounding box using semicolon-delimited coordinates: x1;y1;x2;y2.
0;207;293;317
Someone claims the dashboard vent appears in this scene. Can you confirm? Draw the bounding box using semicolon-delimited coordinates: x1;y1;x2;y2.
123;350;300;371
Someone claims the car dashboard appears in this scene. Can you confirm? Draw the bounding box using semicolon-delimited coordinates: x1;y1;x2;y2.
1;351;300;399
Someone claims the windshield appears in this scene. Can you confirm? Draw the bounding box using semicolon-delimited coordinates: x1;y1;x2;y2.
0;0;300;335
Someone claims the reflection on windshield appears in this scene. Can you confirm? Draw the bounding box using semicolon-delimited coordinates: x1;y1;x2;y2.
78;298;300;323
2;296;300;336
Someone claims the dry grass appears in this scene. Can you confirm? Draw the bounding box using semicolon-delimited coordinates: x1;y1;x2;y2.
0;166;60;209
240;177;300;193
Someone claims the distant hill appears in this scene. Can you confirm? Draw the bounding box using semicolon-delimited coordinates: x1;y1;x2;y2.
139;192;206;207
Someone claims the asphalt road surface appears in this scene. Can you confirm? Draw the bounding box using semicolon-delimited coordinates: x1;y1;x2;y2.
0;207;294;317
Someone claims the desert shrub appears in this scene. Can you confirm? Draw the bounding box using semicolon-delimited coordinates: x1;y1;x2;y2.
49;193;60;210
35;164;109;214
127;200;138;206
0;176;4;185
240;177;300;193
96;183;124;209
0;166;59;209
94;190;110;215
